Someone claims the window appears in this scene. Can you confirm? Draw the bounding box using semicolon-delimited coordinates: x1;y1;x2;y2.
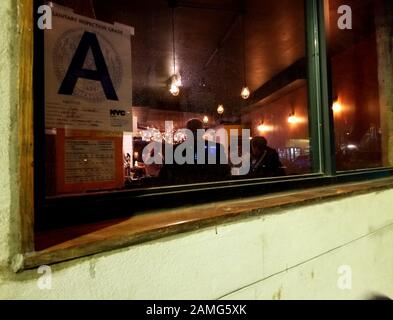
42;0;315;197
32;0;393;232
326;0;393;171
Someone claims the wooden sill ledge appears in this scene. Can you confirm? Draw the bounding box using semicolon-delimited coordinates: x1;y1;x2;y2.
12;177;393;272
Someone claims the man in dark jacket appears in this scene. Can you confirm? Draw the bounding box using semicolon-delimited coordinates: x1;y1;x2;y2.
249;136;285;177
159;118;231;185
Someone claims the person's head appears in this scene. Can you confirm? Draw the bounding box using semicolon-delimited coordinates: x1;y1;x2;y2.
251;136;268;157
186;118;204;136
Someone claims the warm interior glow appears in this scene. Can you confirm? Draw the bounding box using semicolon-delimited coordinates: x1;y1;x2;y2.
332;101;342;114
174;74;182;87
257;123;273;133
241;86;250;100
169;74;181;96
217;104;225;115
288;114;299;124
169;82;180;96
203;116;209;124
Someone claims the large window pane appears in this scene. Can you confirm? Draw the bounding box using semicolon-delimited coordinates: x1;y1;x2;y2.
44;0;314;196
326;0;393;171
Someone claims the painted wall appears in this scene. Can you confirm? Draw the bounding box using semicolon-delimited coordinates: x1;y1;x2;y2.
1;0;393;300
0;0;22;268
1;189;393;300
243;83;310;151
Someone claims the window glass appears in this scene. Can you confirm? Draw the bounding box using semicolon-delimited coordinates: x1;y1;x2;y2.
44;0;314;197
326;0;393;171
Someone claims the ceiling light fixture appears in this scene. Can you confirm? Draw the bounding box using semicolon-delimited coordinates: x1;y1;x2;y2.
217;104;225;115
169;80;180;96
169;5;180;96
240;14;250;100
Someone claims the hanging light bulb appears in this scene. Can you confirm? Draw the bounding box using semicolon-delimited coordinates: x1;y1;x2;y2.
240;14;250;100
217;104;225;115
203;116;209;124
169;81;180;96
241;86;250;100
169;6;180;97
174;74;182;87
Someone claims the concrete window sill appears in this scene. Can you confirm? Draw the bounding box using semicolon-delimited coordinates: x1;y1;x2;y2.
12;177;393;272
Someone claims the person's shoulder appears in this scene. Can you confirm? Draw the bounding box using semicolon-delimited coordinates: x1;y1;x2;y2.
266;146;277;153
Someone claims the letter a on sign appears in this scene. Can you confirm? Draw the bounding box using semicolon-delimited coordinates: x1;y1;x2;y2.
58;31;119;101
337;5;352;30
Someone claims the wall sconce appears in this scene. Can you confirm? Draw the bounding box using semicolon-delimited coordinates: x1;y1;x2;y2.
257;123;267;133
288;113;299;124
203;116;209;124
332;100;343;114
257;119;273;133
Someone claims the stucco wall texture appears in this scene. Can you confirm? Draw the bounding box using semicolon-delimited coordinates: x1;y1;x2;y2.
0;189;393;299
1;0;393;300
0;0;22;268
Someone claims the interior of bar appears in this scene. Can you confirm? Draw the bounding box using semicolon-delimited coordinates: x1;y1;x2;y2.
44;0;386;196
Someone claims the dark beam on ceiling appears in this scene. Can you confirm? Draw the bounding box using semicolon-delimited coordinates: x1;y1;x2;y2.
247;58;307;107
204;13;241;69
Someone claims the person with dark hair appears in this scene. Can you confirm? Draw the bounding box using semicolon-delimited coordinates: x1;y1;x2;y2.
249;136;285;177
159;118;231;185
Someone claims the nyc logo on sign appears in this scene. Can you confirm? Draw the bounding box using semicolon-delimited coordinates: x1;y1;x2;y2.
110;109;127;117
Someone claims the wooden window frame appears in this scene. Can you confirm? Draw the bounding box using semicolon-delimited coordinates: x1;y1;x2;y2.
19;0;35;254
15;0;393;265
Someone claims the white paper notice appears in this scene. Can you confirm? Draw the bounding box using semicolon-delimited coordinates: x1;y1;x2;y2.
45;5;134;132
64;140;116;184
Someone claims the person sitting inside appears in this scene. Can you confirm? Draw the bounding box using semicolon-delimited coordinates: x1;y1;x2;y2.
249;136;285;178
159;118;231;185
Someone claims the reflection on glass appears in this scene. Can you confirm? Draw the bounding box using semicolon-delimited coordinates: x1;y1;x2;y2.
45;0;314;196
326;0;393;171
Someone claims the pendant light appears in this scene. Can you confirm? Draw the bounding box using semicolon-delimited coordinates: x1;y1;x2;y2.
169;6;180;96
216;48;226;118
217;104;225;115
240;14;250;100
